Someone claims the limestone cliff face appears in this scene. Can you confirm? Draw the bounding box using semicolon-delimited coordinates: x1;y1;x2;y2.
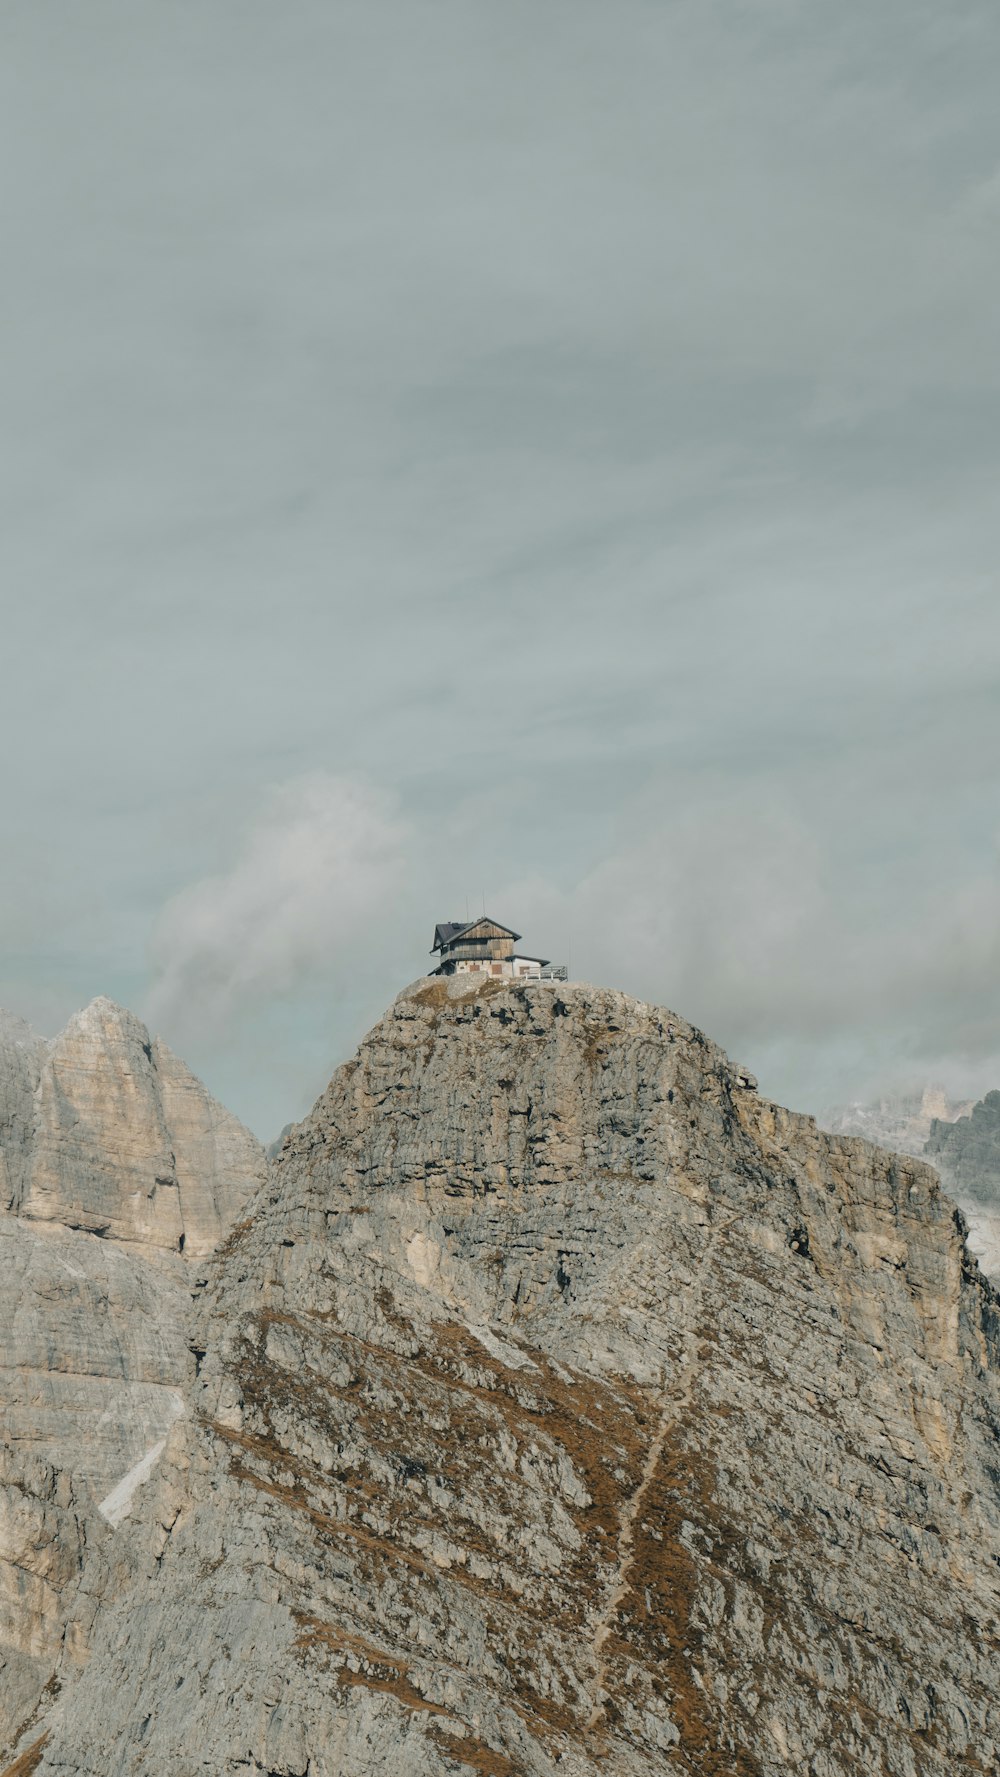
0;1011;46;1215
17;998;266;1264
822;1084;1000;1284
22;978;1000;1776
0;1000;266;1758
0;1215;188;1484
823;1088;1000;1284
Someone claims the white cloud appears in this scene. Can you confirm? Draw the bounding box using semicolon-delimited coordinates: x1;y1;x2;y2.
146;774;408;1033
503;804;826;1029
501;804;1000;1115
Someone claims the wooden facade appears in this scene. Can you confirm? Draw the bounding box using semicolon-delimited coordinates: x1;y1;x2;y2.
430;917;550;979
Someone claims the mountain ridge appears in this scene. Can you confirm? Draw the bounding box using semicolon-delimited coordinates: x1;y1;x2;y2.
11;975;1000;1774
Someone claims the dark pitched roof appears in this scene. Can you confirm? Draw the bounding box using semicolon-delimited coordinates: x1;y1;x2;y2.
431;921;469;952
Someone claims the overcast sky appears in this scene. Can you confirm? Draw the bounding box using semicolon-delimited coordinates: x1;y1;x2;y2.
2;1;999;1137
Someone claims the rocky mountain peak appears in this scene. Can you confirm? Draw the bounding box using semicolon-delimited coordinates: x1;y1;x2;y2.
6;995;267;1264
14;974;1000;1775
0;1008;42;1049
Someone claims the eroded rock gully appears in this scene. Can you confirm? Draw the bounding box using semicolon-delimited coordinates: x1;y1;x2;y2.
8;977;1000;1775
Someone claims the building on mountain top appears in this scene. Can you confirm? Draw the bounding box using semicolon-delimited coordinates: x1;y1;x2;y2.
430;917;566;980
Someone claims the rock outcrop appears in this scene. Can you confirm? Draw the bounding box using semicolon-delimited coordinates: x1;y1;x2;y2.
0;1000;266;1758
17;977;1000;1775
926;1091;1000;1281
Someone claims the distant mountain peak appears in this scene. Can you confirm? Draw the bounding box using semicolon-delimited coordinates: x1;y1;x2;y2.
821;1082;974;1159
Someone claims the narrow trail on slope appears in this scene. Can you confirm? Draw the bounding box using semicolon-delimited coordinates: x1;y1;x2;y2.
586;1206;744;1735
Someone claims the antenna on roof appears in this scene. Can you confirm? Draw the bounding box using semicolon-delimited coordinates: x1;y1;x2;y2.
482;888;486;915
466;894;470;921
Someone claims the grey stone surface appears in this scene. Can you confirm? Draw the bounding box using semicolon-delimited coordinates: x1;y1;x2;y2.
0;999;266;1760
0;1010;47;1214
926;1088;1000;1201
18;976;1000;1776
0;1445;114;1759
0;1215;188;1485
823;1086;1000;1283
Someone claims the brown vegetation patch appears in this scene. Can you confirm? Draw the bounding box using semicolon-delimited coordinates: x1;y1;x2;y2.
211;1303;979;1771
215;1216;254;1260
426;1722;524;1777
227;1452;578;1636
581;1021;609;1068
295;1614;524;1774
410;979;455;1011
416;1321;648;1501
596;1423;763;1777
0;1736;50;1777
592;1407;991;1776
293;1613;419;1690
220;1446;449;1582
227;1304;652;1620
215;1304;801;1766
410;979;513;1012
